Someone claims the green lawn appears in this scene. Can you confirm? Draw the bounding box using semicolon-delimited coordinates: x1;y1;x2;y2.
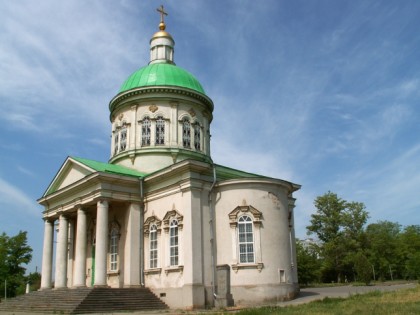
217;285;420;315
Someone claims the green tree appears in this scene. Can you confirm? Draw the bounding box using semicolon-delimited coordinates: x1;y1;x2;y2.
0;231;33;298
307;192;369;283
307;192;346;244
296;240;321;286
354;251;372;285
365;221;400;281
398;225;420;280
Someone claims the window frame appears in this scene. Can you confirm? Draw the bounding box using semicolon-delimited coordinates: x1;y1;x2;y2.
108;223;120;273
149;224;158;269
169;219;179;266
155;116;165;145
182;118;191;148
141;116;151;146
113;122;129;155
238;215;255;264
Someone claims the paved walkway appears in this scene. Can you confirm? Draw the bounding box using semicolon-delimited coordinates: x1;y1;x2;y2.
280;282;416;306
0;283;416;315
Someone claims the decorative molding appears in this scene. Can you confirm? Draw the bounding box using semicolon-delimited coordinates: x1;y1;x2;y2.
231;263;264;273
149;104;158;113
143;215;162;235
188;108;196;117
163;209;183;232
129;153;135;165
110;87;214;116
109;219;121;236
164;265;184;275
228;205;262;228
144;268;162;275
107;271;120;277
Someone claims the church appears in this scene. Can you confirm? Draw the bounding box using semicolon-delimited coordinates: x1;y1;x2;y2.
38;6;301;309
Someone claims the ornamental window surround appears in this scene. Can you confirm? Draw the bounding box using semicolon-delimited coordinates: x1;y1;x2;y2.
143;215;162;273
179;115;202;152
229;204;263;272
162;210;183;272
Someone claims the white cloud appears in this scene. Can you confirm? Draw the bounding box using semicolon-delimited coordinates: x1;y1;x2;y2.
0;177;40;217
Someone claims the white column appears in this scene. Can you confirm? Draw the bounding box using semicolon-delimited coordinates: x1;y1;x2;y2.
74;208;87;287
41;219;54;289
55;214;69;288
94;200;108;286
124;203;140;287
67;219;75;287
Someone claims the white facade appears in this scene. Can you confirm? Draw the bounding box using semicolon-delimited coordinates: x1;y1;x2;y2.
38;13;300;310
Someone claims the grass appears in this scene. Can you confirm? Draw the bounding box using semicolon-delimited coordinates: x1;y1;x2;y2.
216;285;420;315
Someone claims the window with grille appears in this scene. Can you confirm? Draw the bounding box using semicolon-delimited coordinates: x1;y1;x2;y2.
114;132;119;155
141;117;151;146
182;118;191;148
119;126;127;152
238;216;255;263
194;123;201;150
149;224;158;268
110;227;119;271
169;220;179;266
156;116;165;145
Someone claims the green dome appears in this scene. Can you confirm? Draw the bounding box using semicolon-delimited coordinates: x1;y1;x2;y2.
119;63;206;95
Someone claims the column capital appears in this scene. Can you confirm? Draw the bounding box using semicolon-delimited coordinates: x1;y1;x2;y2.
57;210;68;217
96;199;110;206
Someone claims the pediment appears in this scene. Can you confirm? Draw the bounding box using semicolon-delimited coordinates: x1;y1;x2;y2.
43;157;96;196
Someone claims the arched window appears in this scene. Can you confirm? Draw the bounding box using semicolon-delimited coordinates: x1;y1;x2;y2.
113;124;128;155
149;224;158;268
238;216;254;263
141;117;151;146
193;123;201;150
119;126;127;152
155;116;165;145
182;118;191;148
109;227;119;271
169;220;179;266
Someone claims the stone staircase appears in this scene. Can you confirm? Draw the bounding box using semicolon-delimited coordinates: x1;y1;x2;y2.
0;287;168;314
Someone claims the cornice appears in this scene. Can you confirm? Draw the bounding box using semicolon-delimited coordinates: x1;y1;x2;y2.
109;86;214;117
216;177;301;194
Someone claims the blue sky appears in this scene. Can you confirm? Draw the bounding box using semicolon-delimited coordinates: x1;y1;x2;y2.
1;0;419;273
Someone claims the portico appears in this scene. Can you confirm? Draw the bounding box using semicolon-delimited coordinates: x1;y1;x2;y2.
38;158;145;290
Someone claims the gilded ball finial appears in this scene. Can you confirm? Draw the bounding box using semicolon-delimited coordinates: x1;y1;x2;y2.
157;5;168;30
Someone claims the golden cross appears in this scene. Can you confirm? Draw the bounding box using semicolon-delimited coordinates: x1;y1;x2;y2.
157;5;168;24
